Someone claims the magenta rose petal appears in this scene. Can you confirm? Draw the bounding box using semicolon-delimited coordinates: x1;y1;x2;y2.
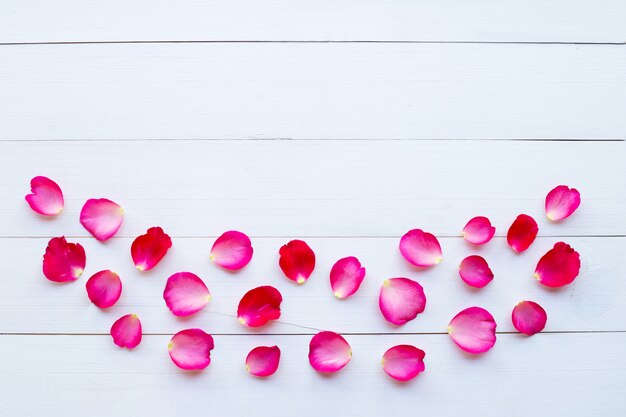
399;229;442;267
382;345;426;382
329;256;366;299
379;278;426;325
545;185;581;221
86;270;122;308
448;306;497;354
79;198;124;241
210;230;253;270
459;255;494;288
246;345;281;377
308;331;352;373
462;216;495;245
163;272;211;317
110;314;142;349
512;301;547;335
168;329;214;370
25;176;64;216
42;236;86;283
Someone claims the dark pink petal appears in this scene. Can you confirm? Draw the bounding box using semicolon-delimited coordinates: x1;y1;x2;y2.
399;229;442;267
535;242;581;287
237;286;282;327
25;176;64;216
79;198;124;241
163;272;211;317
462;216;495;245
246;345;281;377
379;278;426;325
85;270;122;308
110;314;142;349
512;301;547;335
329;256;366;299
459;255;494;288
308;331;352;373
382;345;426;382
131;227;172;271
42;237;86;282
168;329;214;370
279;239;315;284
545;185;581;221
448;307;497;354
210;230;253;270
507;214;538;253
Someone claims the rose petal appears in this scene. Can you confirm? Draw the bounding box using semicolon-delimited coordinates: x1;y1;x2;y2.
545;185;581;221
308;331;352;373
210;230;253;270
535;242;581;287
279;239;315;284
399;229;442;267
42;237;86;282
330;256;366;299
382;345;426;382
86;270;122;308
448;306;497;354
237;286;282;327
379;278;426;325
246;345;281;377
512;301;547;335
507;214;538;253
110;314;142;349
163;272;211;317
462;216;495;245
131;227;172;271
459;255;494;288
79;198;124;241
25;176;64;216
168;329;214;370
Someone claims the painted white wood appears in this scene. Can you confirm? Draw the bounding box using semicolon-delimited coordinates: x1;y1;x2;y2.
1;44;624;140
1;0;625;44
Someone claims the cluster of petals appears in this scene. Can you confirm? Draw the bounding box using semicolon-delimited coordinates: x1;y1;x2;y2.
163;272;211;317
79;198;124;241
308;331;352;373
168;328;214;370
448;307;497;354
329;256;366;299
507;214;538;253
512;301;547;335
462;216;495;245
110;314;142;349
210;230;253;270
535;242;581;287
382;345;425;381
25;176;64;216
545;185;581;221
459;255;494;288
246;345;281;377
131;227;172;271
379;278;426;325
279;240;316;284
86;270;122;308
399;229;442;267
42;237;86;282
237;286;282;327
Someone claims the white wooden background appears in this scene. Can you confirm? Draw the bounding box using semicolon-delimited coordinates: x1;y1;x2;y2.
1;1;625;416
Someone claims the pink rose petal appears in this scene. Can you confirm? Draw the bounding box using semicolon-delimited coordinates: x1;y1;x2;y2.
42;237;86;283
168;329;214;370
86;270;122;308
25;176;64;216
131;227;172;271
507;214;538;253
382;345;426;382
545;185;581;221
163;272;211;317
79;198;124;241
459;255;494;288
512;301;547;336
308;331;352;373
448;306;497;354
535;242;581;287
279;239;316;284
246;345;281;377
379;278;426;325
110;314;142;349
210;230;253;270
237;286;282;327
462;216;495;245
330;256;366;299
399;229;442;267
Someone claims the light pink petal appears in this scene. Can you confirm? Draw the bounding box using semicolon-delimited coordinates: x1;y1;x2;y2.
131;227;172;271
512;301;547;336
79;198;124;241
330;256;366;299
399;229;442;267
535;242;581;287
382;345;426;382
379;278;426;325
545;185;581;221
246;345;281;377
42;236;86;283
459;255;494;288
462;216;495;245
308;331;352;373
507;214;538;253
210;230;253;270
237;286;282;327
86;270;122;308
163;272;211;317
448;306;497;354
110;314;142;349
25;176;64;216
168;328;214;370
279;239;316;284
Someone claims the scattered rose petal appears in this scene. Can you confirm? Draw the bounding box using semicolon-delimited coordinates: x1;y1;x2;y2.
246;345;281;377
163;272;211;317
535;242;581;287
42;237;86;282
330;256;366;299
86;270;122;308
168;329;214;370
462;216;495;245
279;239;315;284
545;185;581;221
25;176;64;216
512;301;547;335
110;314;142;349
131;227;172;271
379;278;426;325
448;307;497;354
382;345;426;382
210;230;253;270
399;229;442;267
459;255;494;288
237;286;282;327
308;331;352;373
79;198;124;241
507;214;538;253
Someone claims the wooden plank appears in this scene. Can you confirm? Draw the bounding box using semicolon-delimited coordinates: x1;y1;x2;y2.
0;44;624;140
